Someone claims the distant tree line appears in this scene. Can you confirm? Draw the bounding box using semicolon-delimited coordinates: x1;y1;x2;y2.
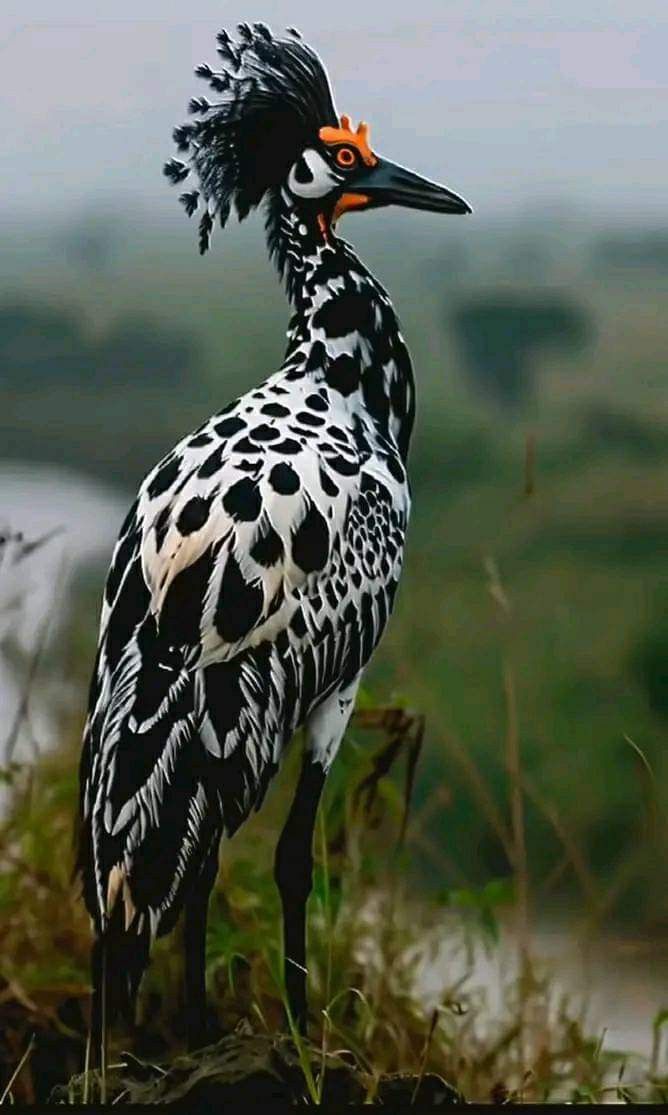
0;303;200;389
450;293;592;407
592;232;668;276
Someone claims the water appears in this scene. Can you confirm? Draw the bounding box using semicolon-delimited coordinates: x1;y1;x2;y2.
0;460;126;760
424;915;666;1072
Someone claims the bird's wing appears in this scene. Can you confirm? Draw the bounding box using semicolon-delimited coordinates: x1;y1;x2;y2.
131;396;394;672
80;391;408;939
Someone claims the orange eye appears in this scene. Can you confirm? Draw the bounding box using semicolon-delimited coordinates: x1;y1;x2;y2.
335;146;358;169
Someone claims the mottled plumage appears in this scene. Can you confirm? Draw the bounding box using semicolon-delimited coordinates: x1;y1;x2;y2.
77;21;470;1044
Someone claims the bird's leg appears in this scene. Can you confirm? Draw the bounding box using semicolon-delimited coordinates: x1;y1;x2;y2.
89;936;104;1072
184;841;219;1051
275;676;362;1033
274;756;326;1034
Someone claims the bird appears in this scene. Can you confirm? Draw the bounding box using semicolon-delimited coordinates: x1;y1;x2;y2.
76;21;471;1055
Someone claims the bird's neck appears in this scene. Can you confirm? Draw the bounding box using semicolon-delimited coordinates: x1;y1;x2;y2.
268;192;416;460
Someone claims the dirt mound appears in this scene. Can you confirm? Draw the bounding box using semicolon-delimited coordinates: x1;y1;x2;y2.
49;1031;465;1105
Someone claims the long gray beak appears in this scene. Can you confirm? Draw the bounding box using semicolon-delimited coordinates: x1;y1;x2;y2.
347;156;472;215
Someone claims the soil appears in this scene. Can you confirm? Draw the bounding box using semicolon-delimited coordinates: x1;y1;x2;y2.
48;1031;465;1106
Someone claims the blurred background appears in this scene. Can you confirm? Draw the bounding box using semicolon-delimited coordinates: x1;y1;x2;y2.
2;0;668;1070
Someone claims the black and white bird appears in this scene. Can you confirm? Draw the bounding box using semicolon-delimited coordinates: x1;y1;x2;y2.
77;22;471;1051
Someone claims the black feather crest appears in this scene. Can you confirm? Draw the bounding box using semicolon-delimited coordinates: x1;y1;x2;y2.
165;24;338;255
179;190;200;217
163;158;189;184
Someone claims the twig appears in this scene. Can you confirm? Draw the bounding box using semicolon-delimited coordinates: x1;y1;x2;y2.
398;714;425;848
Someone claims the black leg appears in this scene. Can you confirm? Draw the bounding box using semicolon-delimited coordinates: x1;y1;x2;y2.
274;757;326;1034
184;842;219;1051
89;936;104;1070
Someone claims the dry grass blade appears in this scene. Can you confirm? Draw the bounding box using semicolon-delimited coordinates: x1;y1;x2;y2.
623;734;656;785
436;715;515;864
0;1033;35;1105
522;774;600;909
504;658;530;966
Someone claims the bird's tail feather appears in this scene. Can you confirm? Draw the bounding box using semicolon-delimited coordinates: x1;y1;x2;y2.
91;902;150;1044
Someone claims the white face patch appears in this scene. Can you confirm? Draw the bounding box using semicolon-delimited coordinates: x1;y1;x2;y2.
287;147;343;199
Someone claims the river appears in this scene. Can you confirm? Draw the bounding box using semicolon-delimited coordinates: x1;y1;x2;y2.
0;459;127;761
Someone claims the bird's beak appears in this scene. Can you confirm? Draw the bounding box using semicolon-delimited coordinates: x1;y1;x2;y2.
345;156;472;215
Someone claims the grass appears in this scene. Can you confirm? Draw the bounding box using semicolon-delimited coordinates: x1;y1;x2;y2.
1;646;668;1103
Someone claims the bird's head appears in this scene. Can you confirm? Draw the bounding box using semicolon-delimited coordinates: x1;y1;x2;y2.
165;23;471;262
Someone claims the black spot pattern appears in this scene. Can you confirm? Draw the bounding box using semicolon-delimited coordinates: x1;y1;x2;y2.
215;416;245;438
327;425;348;443
305;340;327;372
160;545;215;646
313;291;376;337
198;446;225;478
269;462;300;495
292;502;329;573
386;454;405;484
273;438;301;455
326;453;359;476
148;456;181;498
326;353;359;396
261;402;290;418
296;410;325;427
177;495;211;535
251;523;284;567
237;458;262;474
305;393;328;411
290;608;307;637
232;436;258;454
215;552;263;642
223;478;261;522
251;424;281;442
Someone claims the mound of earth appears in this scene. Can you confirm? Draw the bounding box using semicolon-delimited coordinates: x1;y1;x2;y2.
50;1031;465;1105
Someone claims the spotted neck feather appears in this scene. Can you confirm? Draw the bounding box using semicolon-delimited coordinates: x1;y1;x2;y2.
266;189;416;461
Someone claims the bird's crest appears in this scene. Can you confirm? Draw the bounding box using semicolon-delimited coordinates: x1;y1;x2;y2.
164;23;338;254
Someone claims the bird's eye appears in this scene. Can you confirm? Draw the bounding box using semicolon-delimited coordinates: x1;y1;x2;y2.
335;146;358;169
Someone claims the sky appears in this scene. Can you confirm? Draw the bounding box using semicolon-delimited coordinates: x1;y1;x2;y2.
1;0;666;222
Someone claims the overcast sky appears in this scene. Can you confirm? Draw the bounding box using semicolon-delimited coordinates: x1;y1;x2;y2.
1;0;666;222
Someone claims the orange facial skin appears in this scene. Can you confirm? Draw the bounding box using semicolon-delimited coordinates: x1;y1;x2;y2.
319;114;378;168
332;191;371;224
318;115;378;232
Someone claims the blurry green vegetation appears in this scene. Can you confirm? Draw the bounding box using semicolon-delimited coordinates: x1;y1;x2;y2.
591;231;668;276
451;293;591;406
0;304;199;389
1;210;668;931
